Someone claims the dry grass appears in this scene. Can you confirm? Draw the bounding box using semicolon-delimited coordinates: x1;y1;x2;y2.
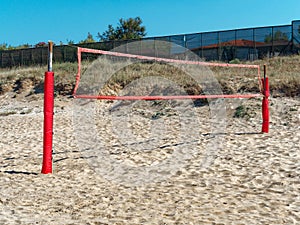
255;55;300;97
102;62;202;95
0;55;299;97
0;62;77;95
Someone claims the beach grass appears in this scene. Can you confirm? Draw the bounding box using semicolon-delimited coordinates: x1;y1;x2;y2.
0;54;299;97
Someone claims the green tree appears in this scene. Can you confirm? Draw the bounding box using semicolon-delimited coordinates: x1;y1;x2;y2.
15;43;32;49
67;39;75;45
0;43;8;50
97;17;146;41
264;30;289;43
79;32;95;44
0;43;16;50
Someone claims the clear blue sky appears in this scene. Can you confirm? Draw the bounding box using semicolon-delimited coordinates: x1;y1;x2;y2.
1;0;299;46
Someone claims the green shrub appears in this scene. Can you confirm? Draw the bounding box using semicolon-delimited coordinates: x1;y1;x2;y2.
234;105;249;118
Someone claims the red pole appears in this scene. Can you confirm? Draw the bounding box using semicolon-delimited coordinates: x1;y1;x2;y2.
262;65;269;133
42;41;54;174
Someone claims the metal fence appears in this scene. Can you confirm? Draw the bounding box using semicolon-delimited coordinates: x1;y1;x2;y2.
1;20;300;68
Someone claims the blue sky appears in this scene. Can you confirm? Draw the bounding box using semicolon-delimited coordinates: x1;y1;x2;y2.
1;0;299;46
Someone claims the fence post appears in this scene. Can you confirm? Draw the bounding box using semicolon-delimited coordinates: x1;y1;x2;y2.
218;32;221;60
41;48;43;65
10;51;13;67
201;33;203;58
271;27;274;57
20;50;23;66
63;46;66;62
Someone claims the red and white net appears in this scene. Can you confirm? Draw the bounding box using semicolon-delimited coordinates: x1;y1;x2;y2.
72;41;262;101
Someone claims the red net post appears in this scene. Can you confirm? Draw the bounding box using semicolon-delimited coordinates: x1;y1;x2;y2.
262;65;269;133
42;42;54;174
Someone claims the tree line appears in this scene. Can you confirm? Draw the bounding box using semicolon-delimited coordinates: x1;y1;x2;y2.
0;17;146;51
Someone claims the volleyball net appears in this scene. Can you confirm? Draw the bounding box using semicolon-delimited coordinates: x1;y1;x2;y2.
41;42;269;174
72;44;269;134
73;46;264;100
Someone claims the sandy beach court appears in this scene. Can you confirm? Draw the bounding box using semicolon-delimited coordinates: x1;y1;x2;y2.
0;93;299;224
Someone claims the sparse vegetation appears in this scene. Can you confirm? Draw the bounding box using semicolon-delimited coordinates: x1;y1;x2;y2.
0;54;299;97
233;105;249;118
229;58;241;64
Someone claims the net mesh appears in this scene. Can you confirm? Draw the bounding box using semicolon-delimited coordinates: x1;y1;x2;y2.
73;40;262;100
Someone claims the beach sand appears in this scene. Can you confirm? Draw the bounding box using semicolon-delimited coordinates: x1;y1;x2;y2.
0;92;299;224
